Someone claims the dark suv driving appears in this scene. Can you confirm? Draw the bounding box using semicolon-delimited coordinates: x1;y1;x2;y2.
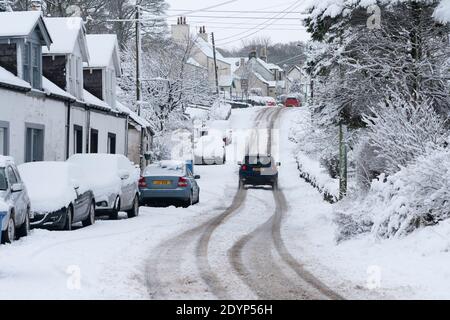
239;155;281;189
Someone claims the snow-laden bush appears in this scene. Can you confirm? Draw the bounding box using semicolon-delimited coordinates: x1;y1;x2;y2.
335;145;450;240
361;96;448;176
209;101;232;120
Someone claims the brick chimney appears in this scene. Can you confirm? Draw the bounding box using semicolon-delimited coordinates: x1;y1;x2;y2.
198;26;208;43
260;47;267;62
171;16;190;43
249;48;257;60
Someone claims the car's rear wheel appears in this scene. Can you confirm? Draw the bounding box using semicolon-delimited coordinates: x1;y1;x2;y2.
82;202;96;227
183;192;193;208
127;195;139;218
1;216;16;244
17;209;30;238
63;207;73;231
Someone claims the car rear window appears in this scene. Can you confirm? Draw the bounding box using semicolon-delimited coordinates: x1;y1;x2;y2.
144;161;185;177
245;156;272;167
0;168;7;190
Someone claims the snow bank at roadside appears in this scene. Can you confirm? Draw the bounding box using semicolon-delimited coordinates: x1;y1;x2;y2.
289;108;339;202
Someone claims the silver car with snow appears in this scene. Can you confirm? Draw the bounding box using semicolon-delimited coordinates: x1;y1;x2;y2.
0;156;31;244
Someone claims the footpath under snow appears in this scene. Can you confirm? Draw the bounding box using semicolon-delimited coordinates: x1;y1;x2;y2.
280;108;450;300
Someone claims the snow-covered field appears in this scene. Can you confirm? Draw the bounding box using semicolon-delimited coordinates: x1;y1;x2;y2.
280;108;450;300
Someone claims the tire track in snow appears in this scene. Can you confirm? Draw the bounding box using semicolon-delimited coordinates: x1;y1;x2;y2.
228;108;344;300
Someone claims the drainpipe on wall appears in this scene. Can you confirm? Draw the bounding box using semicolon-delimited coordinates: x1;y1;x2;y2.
125;115;129;157
66;101;71;160
86;108;91;153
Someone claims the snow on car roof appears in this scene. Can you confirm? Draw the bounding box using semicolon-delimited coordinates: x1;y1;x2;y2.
18;162;80;213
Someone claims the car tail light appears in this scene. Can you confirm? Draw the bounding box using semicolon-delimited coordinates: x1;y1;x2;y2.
241;165;248;171
178;177;188;187
139;177;147;188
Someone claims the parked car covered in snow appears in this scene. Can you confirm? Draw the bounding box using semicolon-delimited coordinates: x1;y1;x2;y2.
248;96;277;107
139;160;200;207
18;162;96;231
194;134;226;165
208;120;233;146
67;154;140;220
0;156;31;243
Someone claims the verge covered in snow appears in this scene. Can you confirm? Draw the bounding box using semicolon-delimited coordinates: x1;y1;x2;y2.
280;108;450;300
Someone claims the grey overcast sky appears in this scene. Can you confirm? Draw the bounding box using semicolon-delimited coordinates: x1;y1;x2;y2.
165;0;311;50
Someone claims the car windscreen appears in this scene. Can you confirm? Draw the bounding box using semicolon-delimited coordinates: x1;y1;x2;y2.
0;168;7;190
245;156;272;167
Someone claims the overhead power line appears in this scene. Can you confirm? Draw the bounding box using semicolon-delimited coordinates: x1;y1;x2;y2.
216;0;303;45
168;10;304;14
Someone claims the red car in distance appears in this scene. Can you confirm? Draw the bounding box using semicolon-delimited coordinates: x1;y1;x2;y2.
284;97;301;108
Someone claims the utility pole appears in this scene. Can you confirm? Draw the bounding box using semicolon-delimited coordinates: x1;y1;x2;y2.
135;5;145;170
136;5;142;116
211;32;220;95
339;122;348;199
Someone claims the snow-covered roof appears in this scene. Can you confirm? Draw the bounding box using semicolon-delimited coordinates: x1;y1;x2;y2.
42;77;76;101
42;17;89;62
0;66;31;90
223;57;246;74
266;62;283;72
195;37;229;64
0;11;52;48
115;101;152;129
187;58;206;69
85;34;121;76
83;89;111;111
256;58;283;73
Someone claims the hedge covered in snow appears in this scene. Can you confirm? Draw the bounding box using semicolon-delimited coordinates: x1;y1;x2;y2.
335;145;450;240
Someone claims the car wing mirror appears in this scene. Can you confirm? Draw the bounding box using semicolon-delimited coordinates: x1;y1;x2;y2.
11;183;23;193
276;162;281;167
119;170;130;180
194;175;201;180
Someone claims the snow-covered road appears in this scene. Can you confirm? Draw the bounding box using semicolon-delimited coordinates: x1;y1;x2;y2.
0;106;349;300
